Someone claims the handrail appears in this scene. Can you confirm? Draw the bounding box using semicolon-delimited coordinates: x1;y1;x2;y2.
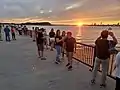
73;42;117;79
76;42;95;48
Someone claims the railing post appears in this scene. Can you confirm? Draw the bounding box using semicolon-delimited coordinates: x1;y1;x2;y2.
90;46;96;71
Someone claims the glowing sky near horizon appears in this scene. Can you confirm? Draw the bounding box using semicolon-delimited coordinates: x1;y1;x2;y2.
0;0;120;24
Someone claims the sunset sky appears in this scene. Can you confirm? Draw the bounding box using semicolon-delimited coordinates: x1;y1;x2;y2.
0;0;120;25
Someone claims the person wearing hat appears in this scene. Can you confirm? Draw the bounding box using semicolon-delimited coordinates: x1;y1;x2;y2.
91;30;118;88
64;32;76;70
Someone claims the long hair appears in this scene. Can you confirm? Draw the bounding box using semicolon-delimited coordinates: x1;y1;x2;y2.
56;30;60;36
62;31;66;37
51;28;54;32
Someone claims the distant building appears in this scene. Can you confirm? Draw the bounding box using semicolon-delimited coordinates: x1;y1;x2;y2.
117;23;119;26
94;23;96;26
100;22;103;25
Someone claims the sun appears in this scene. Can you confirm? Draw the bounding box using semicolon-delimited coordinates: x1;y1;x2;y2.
76;22;83;26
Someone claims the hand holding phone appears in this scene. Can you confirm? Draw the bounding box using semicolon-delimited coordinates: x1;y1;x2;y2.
109;32;114;37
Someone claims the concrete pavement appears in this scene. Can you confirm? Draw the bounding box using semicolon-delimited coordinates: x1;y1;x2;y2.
0;35;115;90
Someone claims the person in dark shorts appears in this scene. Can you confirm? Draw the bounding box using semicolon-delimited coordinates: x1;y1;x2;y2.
49;28;55;51
55;30;62;64
64;32;76;70
91;30;118;88
36;29;46;60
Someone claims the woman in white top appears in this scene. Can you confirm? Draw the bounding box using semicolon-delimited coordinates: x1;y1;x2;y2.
43;30;48;49
115;52;120;90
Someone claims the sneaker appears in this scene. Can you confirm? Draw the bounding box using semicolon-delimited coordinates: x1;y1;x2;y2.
33;40;35;42
68;66;72;71
38;56;41;58
58;60;61;63
50;49;53;51
90;79;96;85
66;63;70;67
100;84;106;88
55;61;60;64
41;57;46;60
61;57;64;60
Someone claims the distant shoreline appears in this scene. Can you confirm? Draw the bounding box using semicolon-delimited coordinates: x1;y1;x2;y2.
0;22;120;27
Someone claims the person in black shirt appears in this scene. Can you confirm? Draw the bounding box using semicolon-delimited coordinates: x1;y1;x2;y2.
55;30;62;64
36;29;46;60
49;28;55;51
91;30;118;88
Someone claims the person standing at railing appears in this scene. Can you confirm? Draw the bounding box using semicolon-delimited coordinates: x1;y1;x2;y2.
91;30;118;88
64;32;76;70
114;52;120;90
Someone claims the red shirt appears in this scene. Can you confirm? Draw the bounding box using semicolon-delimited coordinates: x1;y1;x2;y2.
11;28;15;33
64;37;76;52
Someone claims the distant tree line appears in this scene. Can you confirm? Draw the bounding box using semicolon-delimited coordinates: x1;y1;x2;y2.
0;22;52;26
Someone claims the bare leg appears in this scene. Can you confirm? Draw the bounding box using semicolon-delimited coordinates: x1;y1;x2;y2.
41;51;43;57
51;41;54;51
38;50;41;58
69;52;73;66
37;44;41;58
67;52;73;70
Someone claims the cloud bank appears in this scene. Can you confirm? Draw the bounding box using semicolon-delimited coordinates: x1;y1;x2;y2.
0;0;119;24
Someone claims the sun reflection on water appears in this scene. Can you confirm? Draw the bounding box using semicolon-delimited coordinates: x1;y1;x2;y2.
75;26;82;43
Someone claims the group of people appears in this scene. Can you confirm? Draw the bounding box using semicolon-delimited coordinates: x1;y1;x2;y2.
34;27;120;89
0;24;31;42
1;24;119;89
17;26;29;36
0;25;16;42
33;27;76;70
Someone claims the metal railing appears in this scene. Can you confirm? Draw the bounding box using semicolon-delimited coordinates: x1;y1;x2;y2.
73;42;117;79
